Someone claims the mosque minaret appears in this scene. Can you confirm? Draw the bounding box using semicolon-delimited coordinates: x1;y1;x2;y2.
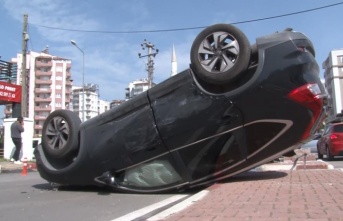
171;44;177;76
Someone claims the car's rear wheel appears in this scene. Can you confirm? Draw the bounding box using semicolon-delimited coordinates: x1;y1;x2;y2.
42;110;81;159
326;146;334;161
190;24;251;85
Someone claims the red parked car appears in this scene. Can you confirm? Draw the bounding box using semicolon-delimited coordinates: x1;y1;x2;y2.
317;123;343;160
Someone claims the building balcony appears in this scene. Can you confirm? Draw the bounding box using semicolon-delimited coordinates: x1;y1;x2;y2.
34;115;47;120
35;88;52;93
34;124;43;130
34;106;52;112
36;70;52;76
35;79;52;85
34;97;51;102
35;60;52;67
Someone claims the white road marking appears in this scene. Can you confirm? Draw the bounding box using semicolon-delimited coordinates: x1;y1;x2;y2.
110;194;188;221
147;190;209;221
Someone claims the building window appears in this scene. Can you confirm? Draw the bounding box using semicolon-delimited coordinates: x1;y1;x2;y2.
338;56;343;64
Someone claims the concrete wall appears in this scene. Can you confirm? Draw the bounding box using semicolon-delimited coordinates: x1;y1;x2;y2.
3;118;34;161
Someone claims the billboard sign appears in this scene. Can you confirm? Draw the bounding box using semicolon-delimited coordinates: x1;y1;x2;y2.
0;81;21;103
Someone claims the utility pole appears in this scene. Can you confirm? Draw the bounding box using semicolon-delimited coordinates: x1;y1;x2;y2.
21;14;29;118
138;39;159;89
13;14;29;118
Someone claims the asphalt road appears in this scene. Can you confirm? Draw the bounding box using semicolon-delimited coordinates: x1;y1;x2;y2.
323;157;343;169
0;172;192;221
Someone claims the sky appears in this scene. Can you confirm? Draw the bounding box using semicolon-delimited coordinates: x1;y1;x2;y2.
1;0;343;102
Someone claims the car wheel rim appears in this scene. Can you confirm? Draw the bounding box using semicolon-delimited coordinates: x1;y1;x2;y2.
45;116;69;151
197;31;240;73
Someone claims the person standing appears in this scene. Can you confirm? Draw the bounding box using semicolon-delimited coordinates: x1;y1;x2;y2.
11;116;24;164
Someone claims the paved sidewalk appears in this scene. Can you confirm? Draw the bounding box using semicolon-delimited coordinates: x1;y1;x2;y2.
159;169;343;221
147;153;339;220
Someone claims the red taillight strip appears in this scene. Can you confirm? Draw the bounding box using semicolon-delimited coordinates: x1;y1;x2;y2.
287;83;323;140
330;134;338;140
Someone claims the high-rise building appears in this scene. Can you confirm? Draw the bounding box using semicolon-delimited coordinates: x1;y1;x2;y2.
72;84;101;121
8;49;72;137
323;49;343;122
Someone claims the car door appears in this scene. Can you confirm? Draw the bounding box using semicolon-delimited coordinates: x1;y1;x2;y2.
148;70;247;182
83;91;169;171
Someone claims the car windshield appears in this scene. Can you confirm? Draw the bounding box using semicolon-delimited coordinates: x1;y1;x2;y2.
333;124;343;132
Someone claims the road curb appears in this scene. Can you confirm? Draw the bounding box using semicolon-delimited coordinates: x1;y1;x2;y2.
0;162;37;174
254;160;333;171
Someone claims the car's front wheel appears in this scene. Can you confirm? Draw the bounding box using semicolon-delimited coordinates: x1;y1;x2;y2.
190;24;251;85
326;146;334;161
41;110;81;159
317;147;323;159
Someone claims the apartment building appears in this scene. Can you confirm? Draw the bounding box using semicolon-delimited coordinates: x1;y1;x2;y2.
125;78;151;100
322;49;343;122
110;99;124;109
72;84;111;120
72;84;100;121
8;50;72;137
98;99;110;113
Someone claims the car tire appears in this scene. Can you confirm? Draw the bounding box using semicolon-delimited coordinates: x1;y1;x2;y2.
42;109;81;159
326;146;334;161
190;24;251;85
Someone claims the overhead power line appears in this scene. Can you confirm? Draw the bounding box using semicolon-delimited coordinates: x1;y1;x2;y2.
29;2;343;34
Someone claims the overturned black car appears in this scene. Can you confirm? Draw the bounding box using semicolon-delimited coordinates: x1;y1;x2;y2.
35;24;326;193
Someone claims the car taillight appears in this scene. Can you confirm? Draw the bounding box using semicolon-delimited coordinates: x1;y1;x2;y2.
330;134;338;140
287;83;324;140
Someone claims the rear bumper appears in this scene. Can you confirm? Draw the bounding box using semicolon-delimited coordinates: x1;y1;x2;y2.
330;142;343;155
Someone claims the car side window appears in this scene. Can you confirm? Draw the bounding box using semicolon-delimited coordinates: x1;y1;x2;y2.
114;158;183;189
333;125;343;132
324;126;331;135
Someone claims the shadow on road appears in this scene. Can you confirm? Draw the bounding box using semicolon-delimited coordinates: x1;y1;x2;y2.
32;183;114;195
32;182;205;195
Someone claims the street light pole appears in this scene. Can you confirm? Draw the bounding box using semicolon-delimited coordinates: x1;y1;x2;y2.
71;40;85;122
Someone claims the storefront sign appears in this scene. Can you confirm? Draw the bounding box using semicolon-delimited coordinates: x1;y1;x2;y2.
0;81;21;103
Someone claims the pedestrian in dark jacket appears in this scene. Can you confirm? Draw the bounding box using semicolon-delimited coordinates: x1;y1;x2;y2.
11;116;24;164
